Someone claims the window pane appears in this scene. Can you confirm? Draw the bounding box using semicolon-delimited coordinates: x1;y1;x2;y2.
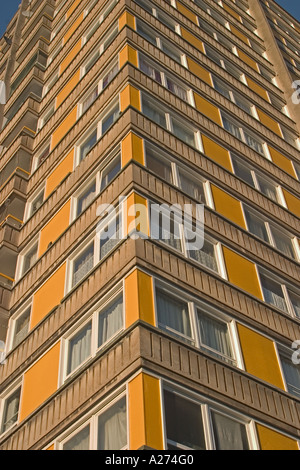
77;182;96;216
146;150;173;183
156;289;192;342
136;21;157;45
244;209;269;242
280;355;300;398
99;216;121;259
98;295;123;347
189;239;218;272
67;322;92;374
198;311;235;364
222;116;242;139
244;131;264;155
23;245;37;274
178;169;205;202
172;119;196;147
260;274;288;312
80;130;97;162
166;78;188;101
164;390;206;450
271;227;295;259
63;425;90;450
1;388;21;433
161;41;181;62
101;105;119;134
102;63;118;89
139;56;162;83
211;412;249;450
73;243;94;286
255;176;278;202
142;96;167;128
98;397;127;450
100;156;121;191
12;308;30;348
151;207;182;252
288;291;300;318
231;157;255;187
82;87;98;114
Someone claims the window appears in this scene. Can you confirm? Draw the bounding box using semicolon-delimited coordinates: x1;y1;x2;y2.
244;206;297;260
279;349;300;398
136;20;184;65
59;394;127;450
77;101;120;165
69;212;122;290
135;0;179;32
73;151;121;219
26;187;45;220
38;104;55;130
63;290;124;378
80;61;119;115
155;284;237;366
81;24;118;77
205;45;243;82
212;76;255;115
10;307;31;349
163;388;252;450
19;241;38;277
141;94;199;148
260;273;288;313
0;386;21;434
139;54;190;103
222;113;265;156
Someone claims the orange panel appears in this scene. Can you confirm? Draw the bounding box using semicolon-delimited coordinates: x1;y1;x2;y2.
202;135;233;172
59;40;81;75
45;149;74;198
125;193;149;238
121;132;144;167
176;2;198;24
31;264;66;329
282;189;300;217
246;77;269;101
64;12;83;44
119;44;138;68
56;69;80;109
256;424;299;450
181;28;204;53
211;185;247;229
118;11;136;31
194;93;222;125
237;49;259;72
38;200;71;256
256;109;281;136
223;3;241;21
186;57;212;85
268;146;297;178
230;25;249;44
51;106;77;150
120;84;141;112
66;0;81;18
20;343;60;421
125;269;155;327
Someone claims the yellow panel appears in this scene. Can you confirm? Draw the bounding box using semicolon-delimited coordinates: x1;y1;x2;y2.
121;132;144;167
64;12;83;44
125;193;149;239
118;11;136;31
45;149;74;198
211;185;247;229
128;373;164;450
282;189;300;217
202;135;233;172
256;109;281;136
66;0;81;18
223;3;241;21
51;106;77;150
59;40;81;75
176;2;198;24
194;93;222;125
46;445;55;450
186;57;212;85
237;49;259;72
246;77;269;101
256;424;299;450
119;44;138;68
120;84;141;112
20;343;60;421
56;69;80;109
31;264;66;329
181;28;204;53
125;269;155;327
237;324;285;389
230;25;249;44
38;201;71;257
223;247;263;299
268;146;297;178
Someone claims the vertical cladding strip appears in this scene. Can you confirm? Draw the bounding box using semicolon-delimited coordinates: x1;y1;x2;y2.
125;269;155;328
128;373;164;450
119;45;138;69
121;132;145;167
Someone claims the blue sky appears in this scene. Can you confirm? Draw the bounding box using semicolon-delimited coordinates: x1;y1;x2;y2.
0;1;299;39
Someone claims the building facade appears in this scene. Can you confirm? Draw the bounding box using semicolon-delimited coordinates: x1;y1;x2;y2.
0;0;299;450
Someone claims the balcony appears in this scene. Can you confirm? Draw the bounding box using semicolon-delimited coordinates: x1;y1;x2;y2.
0;97;39;149
0;150;32;188
0;194;26;228
10;49;48;97
0;167;28;207
16;16;51;66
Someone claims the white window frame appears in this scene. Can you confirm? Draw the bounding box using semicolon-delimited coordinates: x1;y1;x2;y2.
154;280;241;367
15;236;39;281
55;389;128;450
24;184;45;221
59;284;124;384
6;299;32;352
0;380;22;437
